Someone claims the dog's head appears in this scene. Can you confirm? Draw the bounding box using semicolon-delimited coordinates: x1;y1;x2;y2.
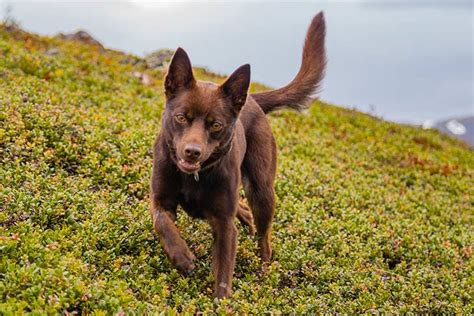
162;48;250;174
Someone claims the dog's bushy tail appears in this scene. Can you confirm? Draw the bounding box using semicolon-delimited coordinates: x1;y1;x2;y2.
251;12;326;114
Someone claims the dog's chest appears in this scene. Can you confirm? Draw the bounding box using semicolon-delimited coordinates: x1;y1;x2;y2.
178;177;213;219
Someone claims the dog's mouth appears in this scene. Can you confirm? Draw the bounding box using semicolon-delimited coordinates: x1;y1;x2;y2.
177;158;201;174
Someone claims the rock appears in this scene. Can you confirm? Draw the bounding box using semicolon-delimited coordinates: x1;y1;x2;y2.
424;116;474;147
56;30;104;49
119;56;142;66
45;48;59;56
145;48;174;69
141;74;151;86
435;116;474;147
132;71;152;86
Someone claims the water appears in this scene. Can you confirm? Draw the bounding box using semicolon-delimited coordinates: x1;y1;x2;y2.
2;1;473;124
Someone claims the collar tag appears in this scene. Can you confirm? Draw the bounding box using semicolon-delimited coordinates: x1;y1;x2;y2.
193;171;199;182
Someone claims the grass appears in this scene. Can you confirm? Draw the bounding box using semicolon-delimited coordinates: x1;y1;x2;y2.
0;25;473;314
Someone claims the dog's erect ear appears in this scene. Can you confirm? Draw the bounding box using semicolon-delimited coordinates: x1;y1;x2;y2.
220;64;251;113
165;47;195;98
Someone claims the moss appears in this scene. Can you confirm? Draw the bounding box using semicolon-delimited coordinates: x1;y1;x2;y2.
0;25;473;313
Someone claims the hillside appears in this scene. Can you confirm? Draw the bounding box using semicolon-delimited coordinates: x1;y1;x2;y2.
1;25;473;313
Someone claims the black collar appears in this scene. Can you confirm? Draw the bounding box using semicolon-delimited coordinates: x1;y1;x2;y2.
199;139;233;173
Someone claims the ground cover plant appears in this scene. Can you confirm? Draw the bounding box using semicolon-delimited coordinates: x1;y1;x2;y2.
0;25;473;313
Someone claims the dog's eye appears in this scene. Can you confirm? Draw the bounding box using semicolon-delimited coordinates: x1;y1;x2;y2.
210;121;223;132
175;114;187;124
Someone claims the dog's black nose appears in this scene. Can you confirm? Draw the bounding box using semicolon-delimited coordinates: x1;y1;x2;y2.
184;144;202;160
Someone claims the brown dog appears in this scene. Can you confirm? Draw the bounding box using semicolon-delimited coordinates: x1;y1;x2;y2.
150;12;326;298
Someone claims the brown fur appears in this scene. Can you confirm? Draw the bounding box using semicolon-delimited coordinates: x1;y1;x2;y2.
149;12;326;298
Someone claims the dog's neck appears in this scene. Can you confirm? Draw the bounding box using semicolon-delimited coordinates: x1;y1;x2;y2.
198;139;233;173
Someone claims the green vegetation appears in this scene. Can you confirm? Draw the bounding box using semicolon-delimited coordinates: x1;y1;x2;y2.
1;25;473;314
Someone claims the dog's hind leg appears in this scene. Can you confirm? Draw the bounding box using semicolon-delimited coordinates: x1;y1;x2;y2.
237;200;256;236
243;178;275;262
240;100;277;262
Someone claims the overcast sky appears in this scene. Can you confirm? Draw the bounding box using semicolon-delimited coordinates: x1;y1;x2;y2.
1;0;472;123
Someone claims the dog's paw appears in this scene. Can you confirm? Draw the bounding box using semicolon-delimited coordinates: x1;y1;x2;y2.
171;250;196;274
259;239;272;263
213;282;232;299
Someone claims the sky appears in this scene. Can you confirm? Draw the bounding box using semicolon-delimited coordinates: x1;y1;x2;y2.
1;0;472;123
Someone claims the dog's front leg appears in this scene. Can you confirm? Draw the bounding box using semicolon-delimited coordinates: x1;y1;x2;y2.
150;199;196;274
209;217;238;298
